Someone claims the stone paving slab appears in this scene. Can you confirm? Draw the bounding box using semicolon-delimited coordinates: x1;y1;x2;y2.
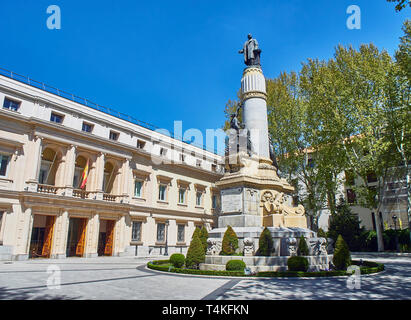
0;255;410;300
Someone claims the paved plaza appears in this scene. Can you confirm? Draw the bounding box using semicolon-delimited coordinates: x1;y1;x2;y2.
0;254;410;300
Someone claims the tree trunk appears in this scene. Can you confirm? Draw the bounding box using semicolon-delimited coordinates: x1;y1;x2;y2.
374;211;385;252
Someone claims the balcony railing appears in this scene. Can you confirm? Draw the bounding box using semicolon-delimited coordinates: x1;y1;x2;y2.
0;66;220;155
37;184;58;194
103;193;117;202
72;188;91;199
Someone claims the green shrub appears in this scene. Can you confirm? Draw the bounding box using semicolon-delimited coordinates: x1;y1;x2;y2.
327;200;365;251
220;225;239;255
333;235;351;270
297;235;309;256
185;233;205;269
191;227;201;240
287;256;309;272
169;253;185;268
200;226;209;254
257;227;274;256
226;260;246;271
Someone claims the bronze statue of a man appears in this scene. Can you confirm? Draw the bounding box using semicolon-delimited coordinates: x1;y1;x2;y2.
239;34;261;66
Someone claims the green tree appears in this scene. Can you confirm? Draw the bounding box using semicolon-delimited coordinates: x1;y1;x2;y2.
185;233;205;269
191;227;201;240
386;20;411;239
386;0;410;12
332;235;351;271
257;227;274;256
266;72;329;230
327;199;365;251
297;235;310;256
220;225;239;255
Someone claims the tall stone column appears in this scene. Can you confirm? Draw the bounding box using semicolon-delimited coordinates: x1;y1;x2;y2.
51;210;69;259
241;66;269;159
121;159;130;203
64;145;77;196
13;206;33;260
94;152;105;200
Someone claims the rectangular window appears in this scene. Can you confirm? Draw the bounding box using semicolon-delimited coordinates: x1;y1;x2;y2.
157;223;165;242
0;155;10;177
211;164;217;172
180;154;185;162
131;221;142;242
137;140;146;149
160;148;167;156
158;184;167;201
179;188;186;204
347;189;356;204
196;160;202;168
134;180;143;198
212;195;217;209
82;122;93;133
196;192;203;207
109;131;119;141
50;112;64;123
177;224;185;243
3;97;20;111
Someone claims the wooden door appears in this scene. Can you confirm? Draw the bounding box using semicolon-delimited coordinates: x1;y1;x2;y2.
76;218;87;256
42;216;55;258
104;220;115;256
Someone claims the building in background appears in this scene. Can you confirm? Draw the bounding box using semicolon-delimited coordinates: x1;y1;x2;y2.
0;69;224;261
292;150;409;232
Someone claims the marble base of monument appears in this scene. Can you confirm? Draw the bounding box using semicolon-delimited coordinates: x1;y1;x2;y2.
200;254;333;273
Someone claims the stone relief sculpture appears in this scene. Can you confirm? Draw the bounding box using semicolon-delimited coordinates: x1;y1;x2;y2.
261;190;305;216
309;238;329;256
206;238;222;256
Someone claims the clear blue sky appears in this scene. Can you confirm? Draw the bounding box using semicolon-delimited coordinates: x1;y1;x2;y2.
0;0;409;149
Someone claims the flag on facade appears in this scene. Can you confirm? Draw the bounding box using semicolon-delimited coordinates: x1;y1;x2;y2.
80;158;89;189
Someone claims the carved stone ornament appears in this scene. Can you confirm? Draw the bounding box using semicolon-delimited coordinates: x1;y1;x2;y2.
206;238;222;255
286;237;298;257
243;237;255;256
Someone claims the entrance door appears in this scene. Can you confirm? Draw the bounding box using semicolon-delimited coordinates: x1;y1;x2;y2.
29;215;55;259
104;220;115;256
98;220;115;256
66;218;87;257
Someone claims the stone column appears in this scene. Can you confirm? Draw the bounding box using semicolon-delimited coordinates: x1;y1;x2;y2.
121;159;130;203
94;152;105;200
241;67;269;159
13;205;33;260
64;145;77;196
51;210;69;259
114;215;126;256
85;212;99;258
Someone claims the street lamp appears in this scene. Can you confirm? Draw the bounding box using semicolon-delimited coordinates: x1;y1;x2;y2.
392;215;399;252
164;220;169;256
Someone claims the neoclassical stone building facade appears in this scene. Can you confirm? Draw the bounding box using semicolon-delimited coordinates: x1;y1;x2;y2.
0;70;224;261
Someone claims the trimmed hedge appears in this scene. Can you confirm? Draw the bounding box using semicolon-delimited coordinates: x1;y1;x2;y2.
200;227;209;255
186;233;205;269
257;227;274;256
333;235;351;270
226;260;246;271
220;225;239;255
287;256;309;272
147;261;245;276
169;253;185;268
147;259;384;277
297;236;310;256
